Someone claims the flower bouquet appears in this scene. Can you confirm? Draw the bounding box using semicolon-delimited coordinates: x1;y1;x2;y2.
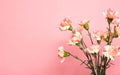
58;9;120;75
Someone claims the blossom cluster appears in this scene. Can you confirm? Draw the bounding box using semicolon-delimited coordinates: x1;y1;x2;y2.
58;9;120;75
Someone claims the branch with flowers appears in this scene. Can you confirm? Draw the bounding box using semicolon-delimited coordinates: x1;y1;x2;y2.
58;9;120;75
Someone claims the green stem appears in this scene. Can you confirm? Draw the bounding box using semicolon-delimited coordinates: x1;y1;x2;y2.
70;53;91;69
106;59;111;67
80;38;90;60
88;30;94;45
108;24;111;45
81;38;87;48
81;38;96;74
101;56;107;75
96;52;100;75
81;38;86;49
89;54;96;75
99;56;103;74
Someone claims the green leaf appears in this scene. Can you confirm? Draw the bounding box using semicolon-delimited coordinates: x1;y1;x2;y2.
75;42;80;46
105;36;109;42
107;18;113;25
92;53;96;58
97;40;101;45
84;23;89;30
79;47;84;50
103;57;107;62
101;56;105;62
96;65;100;70
88;60;92;65
113;29;118;38
68;25;73;31
64;52;70;57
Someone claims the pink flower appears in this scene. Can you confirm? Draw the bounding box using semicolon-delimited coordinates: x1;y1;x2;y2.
103;8;118;19
115;26;120;38
58;46;66;63
68;30;82;45
59;17;72;31
112;18;120;26
76;27;83;32
103;31;113;40
79;19;89;26
68;37;80;45
103;45;120;60
86;45;100;54
58;46;70;63
92;31;102;40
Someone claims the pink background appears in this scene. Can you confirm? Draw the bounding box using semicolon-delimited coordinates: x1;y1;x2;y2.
0;0;120;75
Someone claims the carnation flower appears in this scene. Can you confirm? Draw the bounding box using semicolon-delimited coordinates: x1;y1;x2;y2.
92;31;102;41
86;45;100;54
59;17;72;31
112;18;120;26
103;8;118;19
102;31;113;42
103;45;120;60
79;19;89;30
68;30;82;45
58;9;120;75
58;46;70;63
115;26;120;38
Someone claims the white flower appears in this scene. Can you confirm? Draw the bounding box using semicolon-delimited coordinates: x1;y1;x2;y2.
58;46;70;63
103;45;120;60
92;31;102;40
79;19;89;26
59;26;70;31
86;45;100;54
103;8;118;19
112;18;120;26
59;17;72;31
68;31;82;45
